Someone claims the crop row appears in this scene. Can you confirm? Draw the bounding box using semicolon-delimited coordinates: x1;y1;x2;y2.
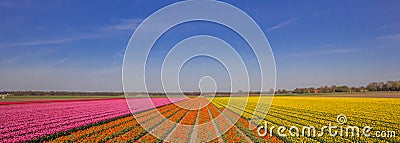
0;98;185;142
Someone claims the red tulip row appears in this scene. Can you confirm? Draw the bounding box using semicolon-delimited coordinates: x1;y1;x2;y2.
195;98;220;142
109;99;194;142
138;97;202;142
207;102;248;142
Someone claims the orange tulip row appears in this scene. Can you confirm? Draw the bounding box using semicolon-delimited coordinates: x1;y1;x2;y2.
111;99;194;142
164;98;202;142
195;99;219;142
207;102;247;142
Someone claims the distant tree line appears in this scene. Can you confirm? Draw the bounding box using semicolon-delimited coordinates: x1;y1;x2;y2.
276;80;400;94
2;80;399;96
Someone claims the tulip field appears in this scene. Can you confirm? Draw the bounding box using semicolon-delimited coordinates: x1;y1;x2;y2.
0;98;184;142
1;94;399;142
211;96;400;142
42;97;281;143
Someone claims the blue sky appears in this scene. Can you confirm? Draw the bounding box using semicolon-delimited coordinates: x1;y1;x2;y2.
0;0;399;91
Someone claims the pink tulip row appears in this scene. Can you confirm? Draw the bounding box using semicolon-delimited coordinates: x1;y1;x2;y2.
0;98;186;142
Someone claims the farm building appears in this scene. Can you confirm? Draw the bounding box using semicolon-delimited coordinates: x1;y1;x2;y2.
1;93;10;99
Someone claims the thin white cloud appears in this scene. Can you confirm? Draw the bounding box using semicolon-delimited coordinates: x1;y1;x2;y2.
0;56;22;65
0;34;100;48
112;47;126;65
290;43;360;56
0;48;55;66
379;34;400;40
0;19;145;48
106;19;143;31
330;48;358;53
267;18;298;32
3;38;73;47
53;57;69;66
381;22;400;29
292;48;359;56
0;0;26;8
